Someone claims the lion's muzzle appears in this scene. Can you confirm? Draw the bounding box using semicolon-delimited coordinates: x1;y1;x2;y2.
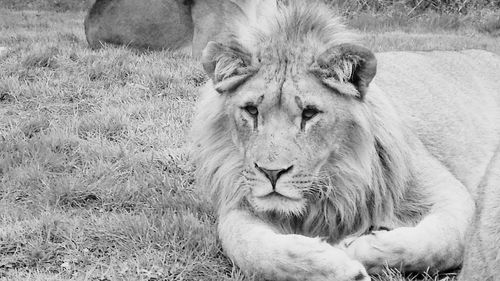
254;163;294;189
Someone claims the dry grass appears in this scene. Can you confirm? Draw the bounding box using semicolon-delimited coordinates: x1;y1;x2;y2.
1;0;93;12
332;0;499;14
0;7;499;281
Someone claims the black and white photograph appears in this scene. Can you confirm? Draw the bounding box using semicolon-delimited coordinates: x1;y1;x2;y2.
0;0;499;280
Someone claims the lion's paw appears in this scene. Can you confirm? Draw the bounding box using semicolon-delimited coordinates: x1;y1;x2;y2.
277;239;370;281
340;231;405;274
307;248;370;281
337;260;370;281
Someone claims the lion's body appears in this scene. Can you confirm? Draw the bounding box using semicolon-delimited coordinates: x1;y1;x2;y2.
191;1;500;280
84;0;193;51
373;50;500;194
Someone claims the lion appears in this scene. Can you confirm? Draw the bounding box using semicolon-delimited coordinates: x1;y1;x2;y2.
190;0;500;280
84;0;193;52
84;0;240;57
458;148;500;281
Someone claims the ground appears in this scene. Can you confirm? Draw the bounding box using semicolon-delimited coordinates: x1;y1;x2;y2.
0;7;499;281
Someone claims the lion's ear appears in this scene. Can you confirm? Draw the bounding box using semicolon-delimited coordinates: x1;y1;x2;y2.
201;41;257;93
311;43;377;99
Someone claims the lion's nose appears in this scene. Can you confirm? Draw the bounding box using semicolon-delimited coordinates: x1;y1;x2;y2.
254;163;293;189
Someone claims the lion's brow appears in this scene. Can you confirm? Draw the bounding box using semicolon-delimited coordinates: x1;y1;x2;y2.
242;94;265;106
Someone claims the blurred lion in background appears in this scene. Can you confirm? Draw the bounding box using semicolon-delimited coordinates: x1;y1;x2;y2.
190;0;500;280
84;0;194;51
84;0;240;57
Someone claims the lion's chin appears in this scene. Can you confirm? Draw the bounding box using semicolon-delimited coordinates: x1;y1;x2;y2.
248;193;307;215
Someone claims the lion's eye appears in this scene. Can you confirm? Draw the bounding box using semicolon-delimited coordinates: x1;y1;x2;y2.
244;105;258;116
302;107;319;121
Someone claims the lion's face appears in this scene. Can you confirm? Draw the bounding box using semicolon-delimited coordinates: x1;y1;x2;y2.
227;70;362;215
199;37;377;217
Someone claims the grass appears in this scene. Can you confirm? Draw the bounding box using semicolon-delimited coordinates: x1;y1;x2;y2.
0;6;499;281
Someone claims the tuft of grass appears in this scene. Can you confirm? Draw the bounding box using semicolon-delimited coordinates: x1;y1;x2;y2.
477;13;500;36
20;117;51;138
77;111;129;142
0;79;16;103
22;45;59;69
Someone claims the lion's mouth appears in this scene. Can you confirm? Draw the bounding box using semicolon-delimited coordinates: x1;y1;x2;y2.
249;190;306;215
256;191;302;202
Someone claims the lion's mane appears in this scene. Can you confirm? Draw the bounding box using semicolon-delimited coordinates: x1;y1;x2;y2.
192;0;427;242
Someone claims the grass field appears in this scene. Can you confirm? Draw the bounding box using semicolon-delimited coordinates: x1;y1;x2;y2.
0;7;499;281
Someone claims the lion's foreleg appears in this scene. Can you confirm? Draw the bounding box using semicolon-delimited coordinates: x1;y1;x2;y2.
459;145;500;281
343;155;475;274
219;209;370;281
